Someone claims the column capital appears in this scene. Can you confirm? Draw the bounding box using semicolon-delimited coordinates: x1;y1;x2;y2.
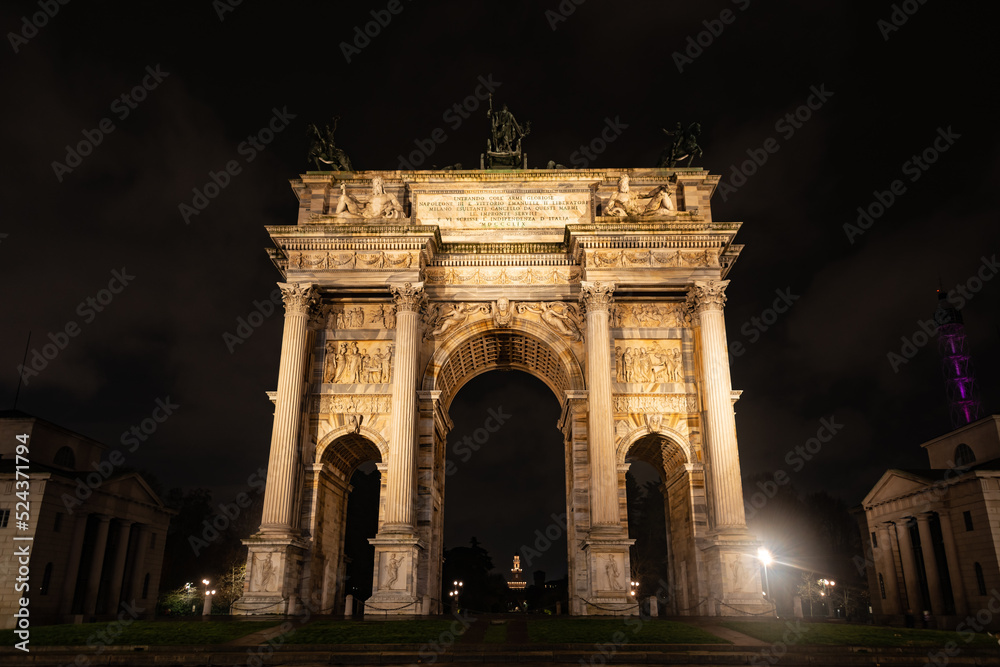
278;282;319;315
389;282;426;313
686;280;730;315
579;281;616;313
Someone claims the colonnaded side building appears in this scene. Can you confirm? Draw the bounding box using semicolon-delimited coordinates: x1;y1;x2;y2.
234;167;769;616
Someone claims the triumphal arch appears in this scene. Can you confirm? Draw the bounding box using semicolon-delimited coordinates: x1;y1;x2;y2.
235;166;768;617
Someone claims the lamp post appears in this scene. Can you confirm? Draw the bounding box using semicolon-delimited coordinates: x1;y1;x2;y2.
819;579;836;617
448;580;463;611
757;548;773;611
202;579;216;616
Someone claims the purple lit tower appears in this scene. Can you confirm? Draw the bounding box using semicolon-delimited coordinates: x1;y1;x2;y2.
934;290;982;427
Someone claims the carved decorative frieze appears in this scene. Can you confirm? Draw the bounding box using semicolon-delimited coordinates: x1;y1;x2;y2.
324;341;394;384
290;250;415;271
278;282;318;315
613;394;698;414
389;282;426;313
611;303;687;328
316;303;396;330
615;340;683;383
424;266;580;285
316;394;393;414
589;249;716;269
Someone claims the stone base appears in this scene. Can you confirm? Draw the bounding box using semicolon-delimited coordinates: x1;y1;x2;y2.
365;533;424;616
702;527;774;617
232;535;308;616
582;527;637;616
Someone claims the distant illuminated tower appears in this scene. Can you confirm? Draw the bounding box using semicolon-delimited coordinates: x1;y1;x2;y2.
507;554;526;590
935;290;982;428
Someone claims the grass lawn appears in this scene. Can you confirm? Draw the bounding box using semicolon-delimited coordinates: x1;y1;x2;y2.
0;620;281;646
527;618;726;644
483;622;507;643
721;620;1000;649
287;620;458;644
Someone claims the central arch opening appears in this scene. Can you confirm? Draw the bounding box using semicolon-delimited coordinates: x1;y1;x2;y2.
442;369;566;613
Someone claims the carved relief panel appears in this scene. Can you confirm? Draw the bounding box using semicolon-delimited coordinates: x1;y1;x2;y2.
614;339;682;384
324;341;394;384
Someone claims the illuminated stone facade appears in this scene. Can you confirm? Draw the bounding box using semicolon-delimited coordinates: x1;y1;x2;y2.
236;168;767;616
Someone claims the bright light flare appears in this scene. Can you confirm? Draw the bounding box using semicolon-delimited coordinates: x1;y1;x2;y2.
757;547;773;566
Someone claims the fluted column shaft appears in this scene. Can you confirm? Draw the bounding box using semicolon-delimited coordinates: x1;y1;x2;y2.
60;514;89;614
916;513;945;614
129;525;148;601
84;515;112;615
688;281;746;529
260;282;318;531
106;520;133;610
384;282;425;529
876;523;901;614
895;520;923;613
581;281;619;527
937;511;967;614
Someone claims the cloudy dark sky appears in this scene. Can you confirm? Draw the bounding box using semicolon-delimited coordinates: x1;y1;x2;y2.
2;1;997;579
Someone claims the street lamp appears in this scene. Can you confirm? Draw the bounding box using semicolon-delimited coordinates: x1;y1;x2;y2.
757;548;773;606
201;579;216;615
449;580;463;608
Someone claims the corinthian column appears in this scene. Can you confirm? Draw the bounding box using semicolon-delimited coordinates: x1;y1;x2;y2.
384;282;425;530
687;280;746;529
580;281;619;528
260;282;318;534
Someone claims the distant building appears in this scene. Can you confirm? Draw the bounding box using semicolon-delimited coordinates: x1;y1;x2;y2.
0;411;173;628
507;554;526;590
859;415;1000;629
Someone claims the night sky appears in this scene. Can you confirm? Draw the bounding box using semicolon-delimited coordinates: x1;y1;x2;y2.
2;1;997;579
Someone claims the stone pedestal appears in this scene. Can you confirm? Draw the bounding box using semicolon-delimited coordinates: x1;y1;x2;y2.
582;526;635;614
703;530;772;616
365;536;424;615
234;538;308;616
